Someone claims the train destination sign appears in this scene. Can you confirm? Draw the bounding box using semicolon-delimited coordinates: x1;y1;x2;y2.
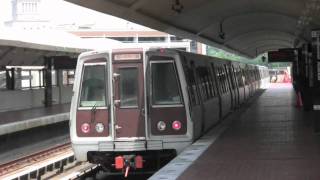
114;53;141;60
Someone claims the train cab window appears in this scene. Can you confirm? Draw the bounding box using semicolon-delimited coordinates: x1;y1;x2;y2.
119;68;138;107
79;65;107;107
151;62;182;105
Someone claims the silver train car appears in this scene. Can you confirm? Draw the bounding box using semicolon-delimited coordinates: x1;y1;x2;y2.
70;48;269;174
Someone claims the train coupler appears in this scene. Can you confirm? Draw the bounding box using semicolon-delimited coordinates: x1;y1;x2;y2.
113;155;144;177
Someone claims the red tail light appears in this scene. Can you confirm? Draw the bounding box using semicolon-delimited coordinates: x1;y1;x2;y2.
81;123;90;133
172;120;181;130
135;155;143;169
115;156;124;169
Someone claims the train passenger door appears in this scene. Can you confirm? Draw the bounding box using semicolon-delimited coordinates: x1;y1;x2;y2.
112;52;145;140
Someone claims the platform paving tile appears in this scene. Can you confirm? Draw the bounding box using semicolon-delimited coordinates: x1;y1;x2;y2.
178;84;320;180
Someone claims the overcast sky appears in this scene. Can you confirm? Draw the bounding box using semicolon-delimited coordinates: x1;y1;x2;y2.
0;0;149;30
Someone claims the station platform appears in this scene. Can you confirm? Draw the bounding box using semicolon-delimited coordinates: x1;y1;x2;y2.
0;104;70;136
151;84;320;180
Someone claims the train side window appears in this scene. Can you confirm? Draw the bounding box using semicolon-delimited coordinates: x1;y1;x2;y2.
79;65;107;107
151;62;182;105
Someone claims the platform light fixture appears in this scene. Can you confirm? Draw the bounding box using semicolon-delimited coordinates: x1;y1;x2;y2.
172;0;184;14
219;21;225;40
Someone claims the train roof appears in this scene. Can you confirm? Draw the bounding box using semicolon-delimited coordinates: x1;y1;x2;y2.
147;48;266;67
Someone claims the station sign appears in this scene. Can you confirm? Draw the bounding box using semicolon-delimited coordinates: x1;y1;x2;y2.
268;49;295;62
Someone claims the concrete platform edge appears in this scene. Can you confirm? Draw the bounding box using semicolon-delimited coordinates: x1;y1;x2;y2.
149;90;265;180
0;112;69;136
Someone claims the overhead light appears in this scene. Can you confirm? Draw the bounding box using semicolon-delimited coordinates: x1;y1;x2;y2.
219;21;225;40
172;0;184;14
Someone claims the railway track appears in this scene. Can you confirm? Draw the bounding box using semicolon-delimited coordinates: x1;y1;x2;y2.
0;142;152;180
0;143;75;180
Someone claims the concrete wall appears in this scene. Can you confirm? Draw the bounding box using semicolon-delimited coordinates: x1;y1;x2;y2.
0;85;73;112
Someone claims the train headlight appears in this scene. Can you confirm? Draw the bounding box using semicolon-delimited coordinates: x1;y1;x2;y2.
81;123;90;133
157;121;166;131
95;123;104;133
172;120;181;130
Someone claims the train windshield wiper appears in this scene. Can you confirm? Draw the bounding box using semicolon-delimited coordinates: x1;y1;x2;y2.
91;103;97;123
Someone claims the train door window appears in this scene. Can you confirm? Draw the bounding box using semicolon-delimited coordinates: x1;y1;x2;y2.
243;69;248;85
237;67;244;87
209;63;218;97
119;68;138;107
222;67;227;93
185;65;199;105
206;66;216;97
196;66;212;101
151;62;182;105
232;66;239;88
195;67;205;101
229;65;236;89
217;67;225;93
225;65;235;90
216;67;223;93
79;64;107;107
222;67;229;92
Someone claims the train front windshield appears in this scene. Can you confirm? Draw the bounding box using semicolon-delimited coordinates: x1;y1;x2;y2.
151;62;182;105
80;65;107;107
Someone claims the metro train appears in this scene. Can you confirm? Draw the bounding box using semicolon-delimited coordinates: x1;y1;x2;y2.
70;48;269;175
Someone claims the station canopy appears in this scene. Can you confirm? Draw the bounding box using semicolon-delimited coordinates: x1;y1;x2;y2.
66;0;319;58
0;29;122;66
